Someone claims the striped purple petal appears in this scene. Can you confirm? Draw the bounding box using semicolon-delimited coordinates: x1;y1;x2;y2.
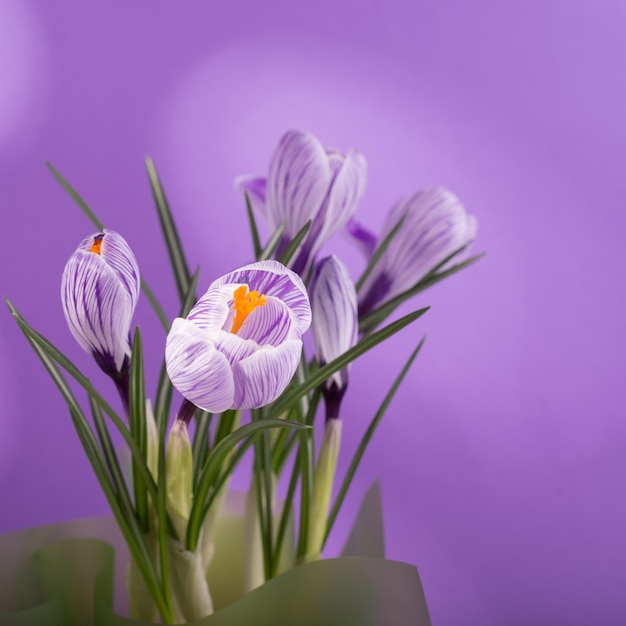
165;260;311;412
212;260;311;333
165;319;235;413
358;187;477;314
232;339;303;409
266;130;331;235
234;175;268;218
345;218;377;259
61;229;140;375
317;149;367;244
310;256;358;389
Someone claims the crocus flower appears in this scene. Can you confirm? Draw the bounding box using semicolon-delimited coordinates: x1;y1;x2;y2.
310;255;357;419
61;229;140;377
236;129;367;275
165;260;311;414
353;187;478;317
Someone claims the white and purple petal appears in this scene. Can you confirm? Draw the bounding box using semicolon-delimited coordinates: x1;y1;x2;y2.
165;319;235;413
266;130;331;236
317;148;367;245
234;175;268;218
232;339;303;409
310;256;358;389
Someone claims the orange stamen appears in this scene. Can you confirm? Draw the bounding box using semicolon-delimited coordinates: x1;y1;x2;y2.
90;234;104;255
230;285;266;334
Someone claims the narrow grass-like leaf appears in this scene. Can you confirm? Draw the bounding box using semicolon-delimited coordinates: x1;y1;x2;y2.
89;396;135;528
270;307;429;417
296;429;314;560
201;435;255;514
146;156;193;304
7;300;158;506
272;390;321;476
355;214;407;292
47;161;103;229
46;162;171;332
259;223;286;261
277;220;311;266
359;251;484;332
192;410;213;488
129;329;149;531
324;338;425;543
245;192;262;260
271;450;299;578
11;317;172;620
186;419;309;551
140;278;170;332
69;407;173;623
253;438;272;579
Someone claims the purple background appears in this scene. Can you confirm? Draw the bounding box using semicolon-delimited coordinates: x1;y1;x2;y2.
1;1;625;624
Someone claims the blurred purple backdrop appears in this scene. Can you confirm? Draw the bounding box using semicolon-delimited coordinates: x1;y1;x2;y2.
1;1;625;624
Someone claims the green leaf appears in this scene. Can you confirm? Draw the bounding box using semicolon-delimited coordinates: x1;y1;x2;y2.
245;192;262;260
129;329;149;531
325;338;425;543
89;396;135;530
296;429;313;561
191;410;213;488
186;419;309;552
139;279;171;332
145;156;194;305
340;481;385;559
277;220;311;266
6;300;158;508
46;162;104;230
270;307;429;417
6;313;171;621
355;214;407;292
359;250;484;332
46;161;170;332
259;223;287;261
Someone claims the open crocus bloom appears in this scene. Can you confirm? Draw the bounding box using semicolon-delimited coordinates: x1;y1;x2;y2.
165;260;311;413
61;229;140;376
353;187;478;316
236;129;367;274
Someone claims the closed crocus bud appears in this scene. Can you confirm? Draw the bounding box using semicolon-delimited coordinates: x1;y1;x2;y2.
354;187;477;317
310;256;358;420
61;229;140;377
166;419;193;543
165;260;311;414
236;129;366;275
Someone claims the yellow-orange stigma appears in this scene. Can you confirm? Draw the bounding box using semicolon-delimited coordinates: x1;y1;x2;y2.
230;285;266;334
90;234;104;255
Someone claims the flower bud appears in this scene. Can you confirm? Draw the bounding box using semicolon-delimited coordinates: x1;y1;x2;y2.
354;187;477;316
61;229;140;376
166;419;193;543
310;256;357;418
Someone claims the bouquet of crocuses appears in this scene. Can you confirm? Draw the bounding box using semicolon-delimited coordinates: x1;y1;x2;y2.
6;130;480;624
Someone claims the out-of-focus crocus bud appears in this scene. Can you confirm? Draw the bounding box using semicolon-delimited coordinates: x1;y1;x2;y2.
236;129;366;275
353;187;477;317
310;255;358;420
61;229;140;377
